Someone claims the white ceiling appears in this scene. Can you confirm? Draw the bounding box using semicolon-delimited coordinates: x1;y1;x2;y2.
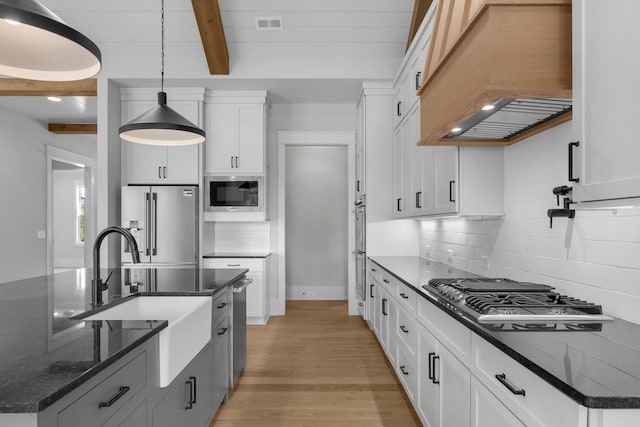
0;0;415;122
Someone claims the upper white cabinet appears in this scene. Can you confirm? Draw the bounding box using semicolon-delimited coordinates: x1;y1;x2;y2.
122;88;204;185
204;91;268;175
572;0;640;205
391;6;503;219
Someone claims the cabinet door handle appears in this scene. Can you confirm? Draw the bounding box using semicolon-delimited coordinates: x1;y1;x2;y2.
357;180;360;192
217;327;229;336
158;166;162;179
382;298;388;316
432;354;440;384
227;264;241;267
399;292;409;299
428;352;435;381
400;325;409;333
98;386;130;408
397;101;402;117
217;302;227;309
231;156;234;168
568;141;580;183
449;180;456;202
416;191;422;209
495;373;525;396
397;198;402;212
400;365;409;375
185;379;194;409
235;156;239;168
190;376;197;404
416;71;422;91
370;283;374;298
163;166;167;179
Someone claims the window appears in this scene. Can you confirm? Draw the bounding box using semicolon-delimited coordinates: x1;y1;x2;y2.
75;185;85;245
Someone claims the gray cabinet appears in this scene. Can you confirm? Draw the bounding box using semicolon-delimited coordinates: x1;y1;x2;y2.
152;342;214;427
212;316;230;408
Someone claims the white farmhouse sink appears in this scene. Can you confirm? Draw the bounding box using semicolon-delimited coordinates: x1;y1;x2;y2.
85;296;212;387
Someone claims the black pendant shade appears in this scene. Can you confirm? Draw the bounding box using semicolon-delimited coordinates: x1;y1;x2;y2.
119;92;206;146
0;0;101;81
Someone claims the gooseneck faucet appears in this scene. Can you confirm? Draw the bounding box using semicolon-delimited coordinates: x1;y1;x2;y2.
92;226;141;308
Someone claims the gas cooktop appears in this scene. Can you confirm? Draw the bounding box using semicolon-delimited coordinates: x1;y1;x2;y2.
424;278;613;331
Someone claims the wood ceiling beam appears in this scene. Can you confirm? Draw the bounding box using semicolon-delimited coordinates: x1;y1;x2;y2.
0;78;97;96
192;0;230;75
406;0;433;52
48;123;97;135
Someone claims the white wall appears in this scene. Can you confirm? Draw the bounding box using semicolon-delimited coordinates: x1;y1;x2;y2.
418;121;640;324
285;145;348;300
0;106;96;283
202;222;270;254
52;170;85;269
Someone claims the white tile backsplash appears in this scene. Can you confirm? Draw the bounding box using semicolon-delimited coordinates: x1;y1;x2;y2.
419;122;640;324
202;222;271;253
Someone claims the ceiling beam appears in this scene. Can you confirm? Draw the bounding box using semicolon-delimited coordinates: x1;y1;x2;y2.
0;78;97;96
406;0;433;52
192;0;230;75
48;123;97;135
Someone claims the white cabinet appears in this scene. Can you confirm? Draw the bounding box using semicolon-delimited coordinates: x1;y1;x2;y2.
572;0;640;205
203;257;270;324
204;92;268;175
418;325;471;427
121;89;203;185
471;376;525;427
378;285;397;367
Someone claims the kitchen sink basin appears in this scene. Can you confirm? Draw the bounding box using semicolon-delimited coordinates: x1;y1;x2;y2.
83;296;212;387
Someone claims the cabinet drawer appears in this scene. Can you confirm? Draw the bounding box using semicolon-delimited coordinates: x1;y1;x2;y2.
204;258;264;272
58;352;146;426
395;282;417;314
396;342;418;404
212;289;229;327
417;297;471;364
472;335;582;427
396;308;418;357
368;262;382;283
378;269;398;295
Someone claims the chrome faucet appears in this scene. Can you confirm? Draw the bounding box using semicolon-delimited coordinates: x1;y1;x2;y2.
92;226;141;308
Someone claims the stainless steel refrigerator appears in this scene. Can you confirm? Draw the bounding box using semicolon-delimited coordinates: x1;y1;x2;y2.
121;185;198;293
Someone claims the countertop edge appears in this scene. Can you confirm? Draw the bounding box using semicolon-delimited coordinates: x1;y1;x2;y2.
368;256;637;410
202;253;271;259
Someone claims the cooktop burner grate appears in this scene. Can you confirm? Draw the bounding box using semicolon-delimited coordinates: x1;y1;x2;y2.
464;292;604;315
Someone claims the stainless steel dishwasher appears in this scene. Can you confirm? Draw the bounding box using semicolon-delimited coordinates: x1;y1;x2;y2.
231;277;252;387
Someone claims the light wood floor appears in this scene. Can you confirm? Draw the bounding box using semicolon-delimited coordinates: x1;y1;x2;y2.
211;300;421;427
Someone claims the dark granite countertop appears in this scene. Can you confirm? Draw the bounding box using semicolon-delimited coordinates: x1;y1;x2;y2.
369;256;640;409
0;267;247;414
202;252;271;258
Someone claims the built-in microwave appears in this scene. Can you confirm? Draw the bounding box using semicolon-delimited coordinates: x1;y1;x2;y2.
205;175;264;212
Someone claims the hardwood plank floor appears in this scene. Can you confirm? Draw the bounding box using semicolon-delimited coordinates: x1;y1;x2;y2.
211;300;422;427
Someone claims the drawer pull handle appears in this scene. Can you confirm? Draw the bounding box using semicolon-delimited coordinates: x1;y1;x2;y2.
383;279;390;284
400;365;409;375
217;302;227;309
227;264;241;267
217;327;229;336
98;386;130;409
382;298;388;316
370;284;374;298
185;377;194;409
190;376;197;404
400;325;409;333
371;268;377;272
399;292;409;299
495;373;525;396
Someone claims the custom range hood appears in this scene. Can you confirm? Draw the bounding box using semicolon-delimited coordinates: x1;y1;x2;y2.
417;0;572;147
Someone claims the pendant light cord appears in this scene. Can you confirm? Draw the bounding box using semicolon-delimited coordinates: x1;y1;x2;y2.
161;0;165;93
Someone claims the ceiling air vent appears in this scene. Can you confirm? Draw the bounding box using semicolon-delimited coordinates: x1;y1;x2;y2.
256;17;283;30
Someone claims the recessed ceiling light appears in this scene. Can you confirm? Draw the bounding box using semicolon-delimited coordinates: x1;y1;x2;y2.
4;19;20;26
47;96;62;102
481;104;495;111
451;127;462;133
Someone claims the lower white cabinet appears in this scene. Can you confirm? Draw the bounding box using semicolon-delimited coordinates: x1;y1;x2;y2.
471;376;524;427
418;325;471;427
378;285;398;367
203;258;270;324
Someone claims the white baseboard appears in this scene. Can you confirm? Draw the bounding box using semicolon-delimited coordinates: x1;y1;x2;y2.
247;315;269;325
286;286;347;300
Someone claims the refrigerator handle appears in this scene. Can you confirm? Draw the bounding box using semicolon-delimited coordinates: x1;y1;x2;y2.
144;193;151;256
152;192;158;256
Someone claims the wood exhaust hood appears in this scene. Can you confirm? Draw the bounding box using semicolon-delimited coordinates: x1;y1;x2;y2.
417;0;572;147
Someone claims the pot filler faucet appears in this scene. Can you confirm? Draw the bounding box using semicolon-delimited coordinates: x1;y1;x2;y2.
92;226;141;308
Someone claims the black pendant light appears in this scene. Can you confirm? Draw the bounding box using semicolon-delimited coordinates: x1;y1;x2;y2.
0;0;101;81
119;0;205;146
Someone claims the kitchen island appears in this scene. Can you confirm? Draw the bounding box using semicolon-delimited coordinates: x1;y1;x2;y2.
0;267;247;426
